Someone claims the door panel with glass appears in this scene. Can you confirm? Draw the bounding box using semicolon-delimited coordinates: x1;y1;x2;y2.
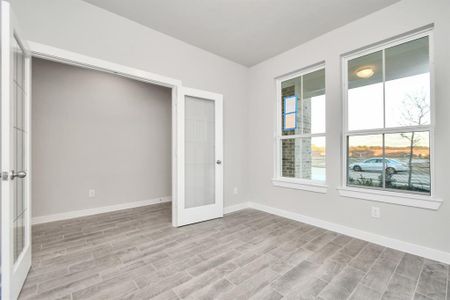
174;87;223;226
1;1;32;299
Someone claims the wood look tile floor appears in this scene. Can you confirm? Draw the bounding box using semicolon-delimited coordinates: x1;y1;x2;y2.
20;203;449;300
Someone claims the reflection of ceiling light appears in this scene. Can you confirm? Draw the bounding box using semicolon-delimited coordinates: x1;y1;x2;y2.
356;67;374;79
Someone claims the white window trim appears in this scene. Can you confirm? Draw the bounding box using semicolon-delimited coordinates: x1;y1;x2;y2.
340;27;442;210
337;186;442;210
273;63;327;193
272;178;328;194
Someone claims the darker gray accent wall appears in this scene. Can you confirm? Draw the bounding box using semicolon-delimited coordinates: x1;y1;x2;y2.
32;58;171;217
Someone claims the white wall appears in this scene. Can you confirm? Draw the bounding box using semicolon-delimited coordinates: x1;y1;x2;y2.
32;58;172;217
247;0;450;253
10;0;250;210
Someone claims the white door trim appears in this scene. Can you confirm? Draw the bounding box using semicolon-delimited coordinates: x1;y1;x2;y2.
28;42;181;88
27;42;184;230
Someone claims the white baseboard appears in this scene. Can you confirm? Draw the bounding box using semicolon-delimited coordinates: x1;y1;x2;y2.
244;201;450;265
224;202;250;214
32;196;171;225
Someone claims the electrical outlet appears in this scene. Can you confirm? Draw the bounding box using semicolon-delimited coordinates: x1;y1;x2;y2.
88;189;96;198
371;206;380;218
233;187;238;195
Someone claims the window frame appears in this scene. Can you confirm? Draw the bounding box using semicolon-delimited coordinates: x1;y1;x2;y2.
340;28;442;209
273;63;327;193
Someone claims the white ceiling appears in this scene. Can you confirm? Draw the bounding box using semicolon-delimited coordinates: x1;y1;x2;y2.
82;0;400;66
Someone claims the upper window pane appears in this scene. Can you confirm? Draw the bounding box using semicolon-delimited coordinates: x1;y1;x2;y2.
303;69;326;134
281;68;325;135
281;76;301;135
385;37;430;128
348;51;383;131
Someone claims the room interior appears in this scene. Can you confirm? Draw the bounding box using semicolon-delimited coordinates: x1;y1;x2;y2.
1;0;449;299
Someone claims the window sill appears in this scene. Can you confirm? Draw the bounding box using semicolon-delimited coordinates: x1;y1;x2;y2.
337;186;442;210
272;178;328;194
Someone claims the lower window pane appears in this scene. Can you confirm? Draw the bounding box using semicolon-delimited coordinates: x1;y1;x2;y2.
385;131;430;194
347;134;383;188
281;137;326;181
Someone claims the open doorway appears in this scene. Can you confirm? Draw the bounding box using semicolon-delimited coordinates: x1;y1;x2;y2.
31;57;173;223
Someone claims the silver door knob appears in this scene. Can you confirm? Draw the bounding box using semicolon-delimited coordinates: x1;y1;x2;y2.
11;170;27;179
216;160;222;165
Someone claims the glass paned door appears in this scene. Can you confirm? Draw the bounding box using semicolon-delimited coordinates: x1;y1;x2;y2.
12;35;27;262
174;87;223;226
184;96;216;209
1;1;32;299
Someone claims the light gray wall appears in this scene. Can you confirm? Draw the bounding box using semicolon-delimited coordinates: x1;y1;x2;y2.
10;0;250;210
32;58;171;217
248;0;450;253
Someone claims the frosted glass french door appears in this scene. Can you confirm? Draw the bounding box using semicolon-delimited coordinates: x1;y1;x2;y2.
1;1;32;299
174;87;223;226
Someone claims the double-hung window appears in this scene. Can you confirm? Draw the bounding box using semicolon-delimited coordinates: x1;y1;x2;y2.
274;65;326;192
343;31;437;205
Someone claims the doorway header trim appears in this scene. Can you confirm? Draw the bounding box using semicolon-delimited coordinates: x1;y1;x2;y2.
28;41;182;89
